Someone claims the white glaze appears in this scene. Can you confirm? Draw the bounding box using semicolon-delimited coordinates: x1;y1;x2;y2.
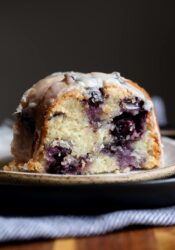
18;71;153;112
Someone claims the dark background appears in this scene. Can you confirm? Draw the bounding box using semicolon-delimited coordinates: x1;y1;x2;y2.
0;0;174;124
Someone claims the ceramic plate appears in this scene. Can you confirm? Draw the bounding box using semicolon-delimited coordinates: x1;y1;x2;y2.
0;137;175;215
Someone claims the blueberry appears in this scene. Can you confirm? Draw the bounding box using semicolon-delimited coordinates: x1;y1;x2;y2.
120;97;144;115
46;145;88;174
87;90;104;106
102;103;148;169
86;106;101;125
111;118;136;141
19;108;35;134
60;157;85;175
116;146;136;168
46;146;71;174
111;111;147;144
84;89;104;130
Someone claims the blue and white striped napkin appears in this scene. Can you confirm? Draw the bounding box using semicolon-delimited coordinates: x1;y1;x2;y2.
0;206;175;242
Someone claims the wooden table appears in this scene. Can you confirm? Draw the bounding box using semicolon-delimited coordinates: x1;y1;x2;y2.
1;226;175;250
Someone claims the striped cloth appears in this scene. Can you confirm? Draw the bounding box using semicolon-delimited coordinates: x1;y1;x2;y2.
0;206;175;242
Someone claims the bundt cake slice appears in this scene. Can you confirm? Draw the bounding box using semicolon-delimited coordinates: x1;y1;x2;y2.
5;72;162;174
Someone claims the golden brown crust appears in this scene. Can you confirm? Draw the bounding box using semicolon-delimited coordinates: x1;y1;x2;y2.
126;79;152;101
127;79;161;167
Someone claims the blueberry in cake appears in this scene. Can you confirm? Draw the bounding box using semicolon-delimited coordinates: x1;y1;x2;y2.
5;72;162;174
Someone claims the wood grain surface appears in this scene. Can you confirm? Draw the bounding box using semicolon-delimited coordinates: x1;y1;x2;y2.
1;226;175;250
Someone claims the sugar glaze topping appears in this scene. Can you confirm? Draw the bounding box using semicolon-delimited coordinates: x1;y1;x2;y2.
17;71;152;113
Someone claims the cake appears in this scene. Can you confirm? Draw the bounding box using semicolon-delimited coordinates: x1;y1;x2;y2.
5;72;162;174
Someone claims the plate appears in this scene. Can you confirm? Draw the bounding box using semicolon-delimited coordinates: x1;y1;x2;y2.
0;137;175;215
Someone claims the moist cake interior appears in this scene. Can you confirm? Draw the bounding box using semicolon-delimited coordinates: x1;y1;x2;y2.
19;91;154;174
